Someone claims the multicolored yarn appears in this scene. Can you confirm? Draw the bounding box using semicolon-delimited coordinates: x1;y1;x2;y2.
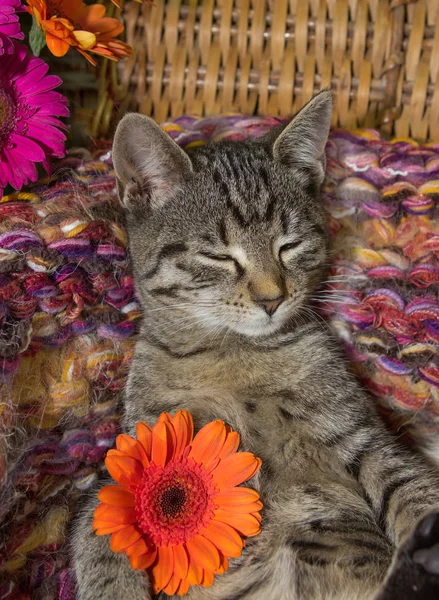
320;130;439;433
0;147;136;600
0;117;438;599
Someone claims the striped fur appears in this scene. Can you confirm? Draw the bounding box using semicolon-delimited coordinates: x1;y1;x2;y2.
72;93;439;600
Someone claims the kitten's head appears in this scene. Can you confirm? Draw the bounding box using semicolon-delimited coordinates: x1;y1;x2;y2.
113;92;332;338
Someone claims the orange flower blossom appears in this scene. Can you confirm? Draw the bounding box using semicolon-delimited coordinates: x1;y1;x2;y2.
93;410;263;596
26;0;132;65
110;0;155;8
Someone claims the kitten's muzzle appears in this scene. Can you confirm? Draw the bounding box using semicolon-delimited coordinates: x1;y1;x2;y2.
256;295;284;316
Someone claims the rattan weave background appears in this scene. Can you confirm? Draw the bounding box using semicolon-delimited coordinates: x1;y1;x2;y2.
104;0;439;142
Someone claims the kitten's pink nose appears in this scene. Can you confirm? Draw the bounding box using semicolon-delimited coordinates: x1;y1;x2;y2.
256;296;284;316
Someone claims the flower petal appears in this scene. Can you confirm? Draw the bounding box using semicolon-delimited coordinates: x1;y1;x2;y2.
186;534;221;571
87;18;123;38
98;485;135;507
116;434;150;467
214;487;261;506
20;72;62;96
201;568;214;587
92;522;129;535
189;420;227;465
78;3;106;25
172;410;194;456
3;146;37;189
93;504;136;525
151;545;174;593
10;134;45;162
186;550;203;585
202;520;244;558
72;29;96;49
166;418;178;460
156;414;182;459
216;554;229;575
29;115;68;130
136;421;152;456
110;525;142;552
14;60;49;90
26;91;70;116
157;412;172;424
217;429;240;459
0;150;18;189
26;121;67;145
43;17;73;34
151;420;174;467
76;46;97;65
176;579;190;595
105;451;143;488
163;572;181;596
211;453;261;488
216;499;263;514
129;548;157;570
45;32;70;56
172;543;189;579
126;537;149;557
213;510;261;537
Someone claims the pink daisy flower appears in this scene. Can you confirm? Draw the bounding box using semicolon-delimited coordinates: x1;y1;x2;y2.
0;0;25;55
0;42;70;198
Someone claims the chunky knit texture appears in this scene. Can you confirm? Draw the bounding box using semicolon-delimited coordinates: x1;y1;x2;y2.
0;117;438;599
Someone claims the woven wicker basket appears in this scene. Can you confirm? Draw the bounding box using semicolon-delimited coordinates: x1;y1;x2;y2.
74;0;439;142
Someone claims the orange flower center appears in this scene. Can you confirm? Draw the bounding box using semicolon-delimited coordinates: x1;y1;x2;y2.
135;456;217;547
45;0;65;18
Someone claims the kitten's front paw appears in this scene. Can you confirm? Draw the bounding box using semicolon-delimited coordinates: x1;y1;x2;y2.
411;511;439;575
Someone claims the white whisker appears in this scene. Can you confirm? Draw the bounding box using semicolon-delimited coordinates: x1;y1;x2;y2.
313;298;354;305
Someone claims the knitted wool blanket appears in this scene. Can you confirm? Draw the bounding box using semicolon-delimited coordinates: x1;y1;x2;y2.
0;116;438;599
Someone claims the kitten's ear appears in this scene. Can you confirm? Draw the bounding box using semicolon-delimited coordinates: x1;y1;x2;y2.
271;91;332;186
112;113;192;209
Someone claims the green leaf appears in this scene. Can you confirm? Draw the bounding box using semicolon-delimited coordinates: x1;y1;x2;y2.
29;17;46;57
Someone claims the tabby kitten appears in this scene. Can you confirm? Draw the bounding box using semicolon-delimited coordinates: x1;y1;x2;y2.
73;92;439;600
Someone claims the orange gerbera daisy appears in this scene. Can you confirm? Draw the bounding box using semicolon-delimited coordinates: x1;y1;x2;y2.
26;0;132;65
93;410;262;596
110;0;154;8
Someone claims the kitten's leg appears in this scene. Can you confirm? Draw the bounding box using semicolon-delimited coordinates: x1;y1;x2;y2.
72;480;150;600
71;398;172;600
375;510;439;600
343;423;439;545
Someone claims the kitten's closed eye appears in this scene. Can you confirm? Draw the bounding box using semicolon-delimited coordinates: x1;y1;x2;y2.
279;241;304;263
280;241;303;253
197;251;245;278
198;252;235;262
